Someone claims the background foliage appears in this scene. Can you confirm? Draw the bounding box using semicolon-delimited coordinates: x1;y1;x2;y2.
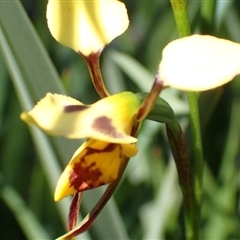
0;0;240;239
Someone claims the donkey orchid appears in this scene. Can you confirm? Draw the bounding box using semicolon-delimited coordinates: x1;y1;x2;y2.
21;92;140;200
22;0;240;237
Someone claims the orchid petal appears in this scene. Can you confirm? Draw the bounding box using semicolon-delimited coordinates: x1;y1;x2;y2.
46;0;129;55
160;35;240;91
21;92;140;144
54;139;127;201
121;143;138;158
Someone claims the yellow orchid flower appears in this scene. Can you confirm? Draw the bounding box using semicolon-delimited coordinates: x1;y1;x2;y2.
46;0;129;56
159;35;240;91
21;92;140;200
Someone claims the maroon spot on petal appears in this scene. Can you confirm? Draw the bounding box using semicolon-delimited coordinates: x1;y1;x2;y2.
64;105;89;113
86;143;118;156
92;116;124;138
68;143;120;192
69;157;103;192
69;143;121;191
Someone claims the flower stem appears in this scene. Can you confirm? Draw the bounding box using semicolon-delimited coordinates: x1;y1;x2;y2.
166;124;198;240
169;0;191;38
82;51;110;98
187;92;203;202
68;192;83;231
169;0;203;239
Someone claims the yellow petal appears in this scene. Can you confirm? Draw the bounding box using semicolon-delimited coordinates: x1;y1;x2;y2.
159;35;240;91
89;92;140;143
47;0;129;55
121;143;138;157
54;139;123;201
20;93;85;136
21;92;140;144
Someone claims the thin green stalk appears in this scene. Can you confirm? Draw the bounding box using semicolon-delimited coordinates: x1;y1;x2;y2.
169;0;204;239
187;92;203;205
170;0;191;38
185;92;203;240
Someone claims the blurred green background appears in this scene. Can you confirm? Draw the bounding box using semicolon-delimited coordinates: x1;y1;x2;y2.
0;0;240;239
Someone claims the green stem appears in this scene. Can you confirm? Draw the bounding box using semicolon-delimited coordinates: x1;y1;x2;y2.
169;0;203;239
186;93;203;240
169;0;191;38
187;92;203;203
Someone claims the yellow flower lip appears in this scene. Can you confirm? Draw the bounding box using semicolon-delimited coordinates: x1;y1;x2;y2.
159;35;240;91
46;0;129;55
20;92;140;144
54;139;138;201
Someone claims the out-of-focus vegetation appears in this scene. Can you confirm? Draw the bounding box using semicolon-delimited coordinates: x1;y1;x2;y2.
0;0;239;239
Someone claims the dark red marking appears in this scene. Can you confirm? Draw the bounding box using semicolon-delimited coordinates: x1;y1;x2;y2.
69;161;102;191
64;105;89;113
92;116;124;138
69;143;119;191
